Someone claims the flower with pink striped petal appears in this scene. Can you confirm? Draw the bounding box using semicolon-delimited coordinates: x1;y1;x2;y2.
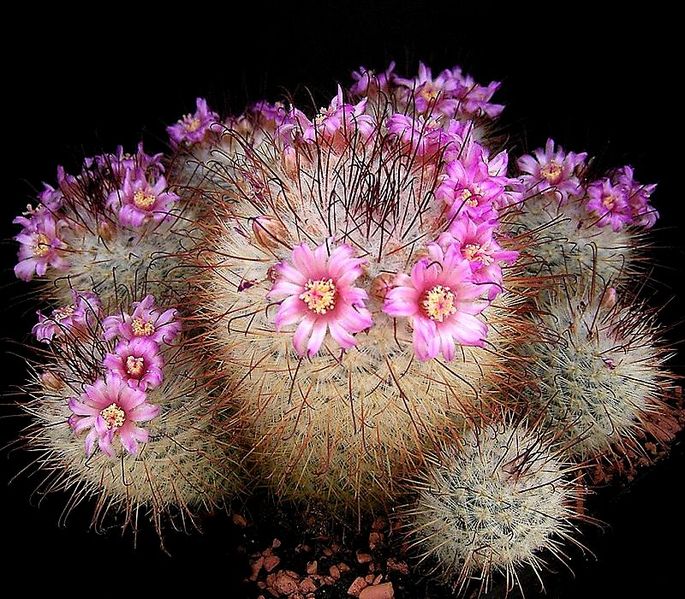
103;295;181;344
103;337;164;391
68;375;160;457
107;169;179;228
167;97;218;147
585;178;631;232
383;243;488;361
33;290;102;343
268;242;373;357
517;139;587;203
13;213;68;281
441;219;518;300
615;166;659;228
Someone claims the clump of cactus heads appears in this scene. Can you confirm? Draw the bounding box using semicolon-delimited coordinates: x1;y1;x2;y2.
521;280;671;459
402;419;584;595
21;290;243;538
509;140;657;288
190;68;529;509
12;143;201;308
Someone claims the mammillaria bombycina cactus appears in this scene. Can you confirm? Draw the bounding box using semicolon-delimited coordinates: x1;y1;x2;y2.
6;59;679;596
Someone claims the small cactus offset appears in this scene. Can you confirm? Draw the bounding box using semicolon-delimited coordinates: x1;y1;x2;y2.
6;60;679;596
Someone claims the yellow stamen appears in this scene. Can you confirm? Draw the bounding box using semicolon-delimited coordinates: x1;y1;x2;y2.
125;355;146;377
602;194;617;209
33;233;51;257
422;285;457;322
100;403;125;429
419;84;440;102
131;318;155;337
53;305;75;322
540;161;563;184
184;116;201;132
459;188;478;207
463;243;494;265
133;190;156;210
300;278;337;314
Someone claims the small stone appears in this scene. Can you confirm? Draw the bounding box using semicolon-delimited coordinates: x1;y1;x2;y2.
331;543;341;553
365;575;375;584
269;571;300;596
371;516;387;531
249;556;265;580
329;565;341;580
232;513;248;527
264;554;281;573
295;544;311;553
356;551;373;564
257;582;267;589
373;575;383;585
347;576;369;597
262;547;273;557
386;558;409;575
359;582;395;599
299;578;317;594
306;560;318;575
323;547;334;557
338;562;351;573
272;538;282;549
368;532;383;550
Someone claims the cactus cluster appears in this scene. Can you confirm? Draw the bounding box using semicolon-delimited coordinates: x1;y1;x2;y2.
8;61;676;595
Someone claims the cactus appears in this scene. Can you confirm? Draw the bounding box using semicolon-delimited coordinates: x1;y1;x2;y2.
402;420;584;595
520;281;671;459
21;290;243;538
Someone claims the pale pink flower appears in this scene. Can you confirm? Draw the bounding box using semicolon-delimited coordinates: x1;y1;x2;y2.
167;97;219;147
14;213;68;281
33;291;101;343
103;337;164;391
383;243;488;361
585;178;631;232
68;375;160;457
103;295;181;344
106;169;179;228
268;242;373;357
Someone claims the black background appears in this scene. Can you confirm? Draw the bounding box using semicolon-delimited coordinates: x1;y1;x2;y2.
2;4;683;596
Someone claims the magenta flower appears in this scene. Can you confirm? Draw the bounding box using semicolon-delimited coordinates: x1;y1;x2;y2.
394;63;504;118
14;213;68;281
383;243;488;361
103;337;164;391
441;220;518;300
107;169;179;228
167;97;219;147
517;139;587;203
586;178;631;231
90;142;165;181
268;242;373;357
303;86;376;147
33;291;102;343
436;145;508;222
275;106;313;147
387;113;466;159
68;374;160;457
615;166;659;228
103;294;181;344
350;62;396;96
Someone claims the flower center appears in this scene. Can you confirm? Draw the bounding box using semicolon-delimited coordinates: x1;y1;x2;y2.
420;83;440;102
459;188;478;207
53;305;75;322
131;318;155;336
184;116;202;132
300;278;337;314
100;403;125;430
32;233;51;257
463;243;494;266
422;285;457;322
125;355;146;377
602;193;618;209
133;190;156;210
540;161;563;184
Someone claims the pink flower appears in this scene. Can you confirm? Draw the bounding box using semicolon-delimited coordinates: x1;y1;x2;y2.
90;142;165;181
14;213;68;281
394;63;504;118
103;337;164;390
167;97;219;147
436;144;508;222
441;220;518;300
615;166;659;228
303;86;376;148
386;113;466;159
106;169;179;228
383;243;488;361
103;294;181;344
350;62;396;96
275;106;313;147
33;291;102;342
586;178;632;232
68;375;160;457
268;242;373;357
517;139;587;203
